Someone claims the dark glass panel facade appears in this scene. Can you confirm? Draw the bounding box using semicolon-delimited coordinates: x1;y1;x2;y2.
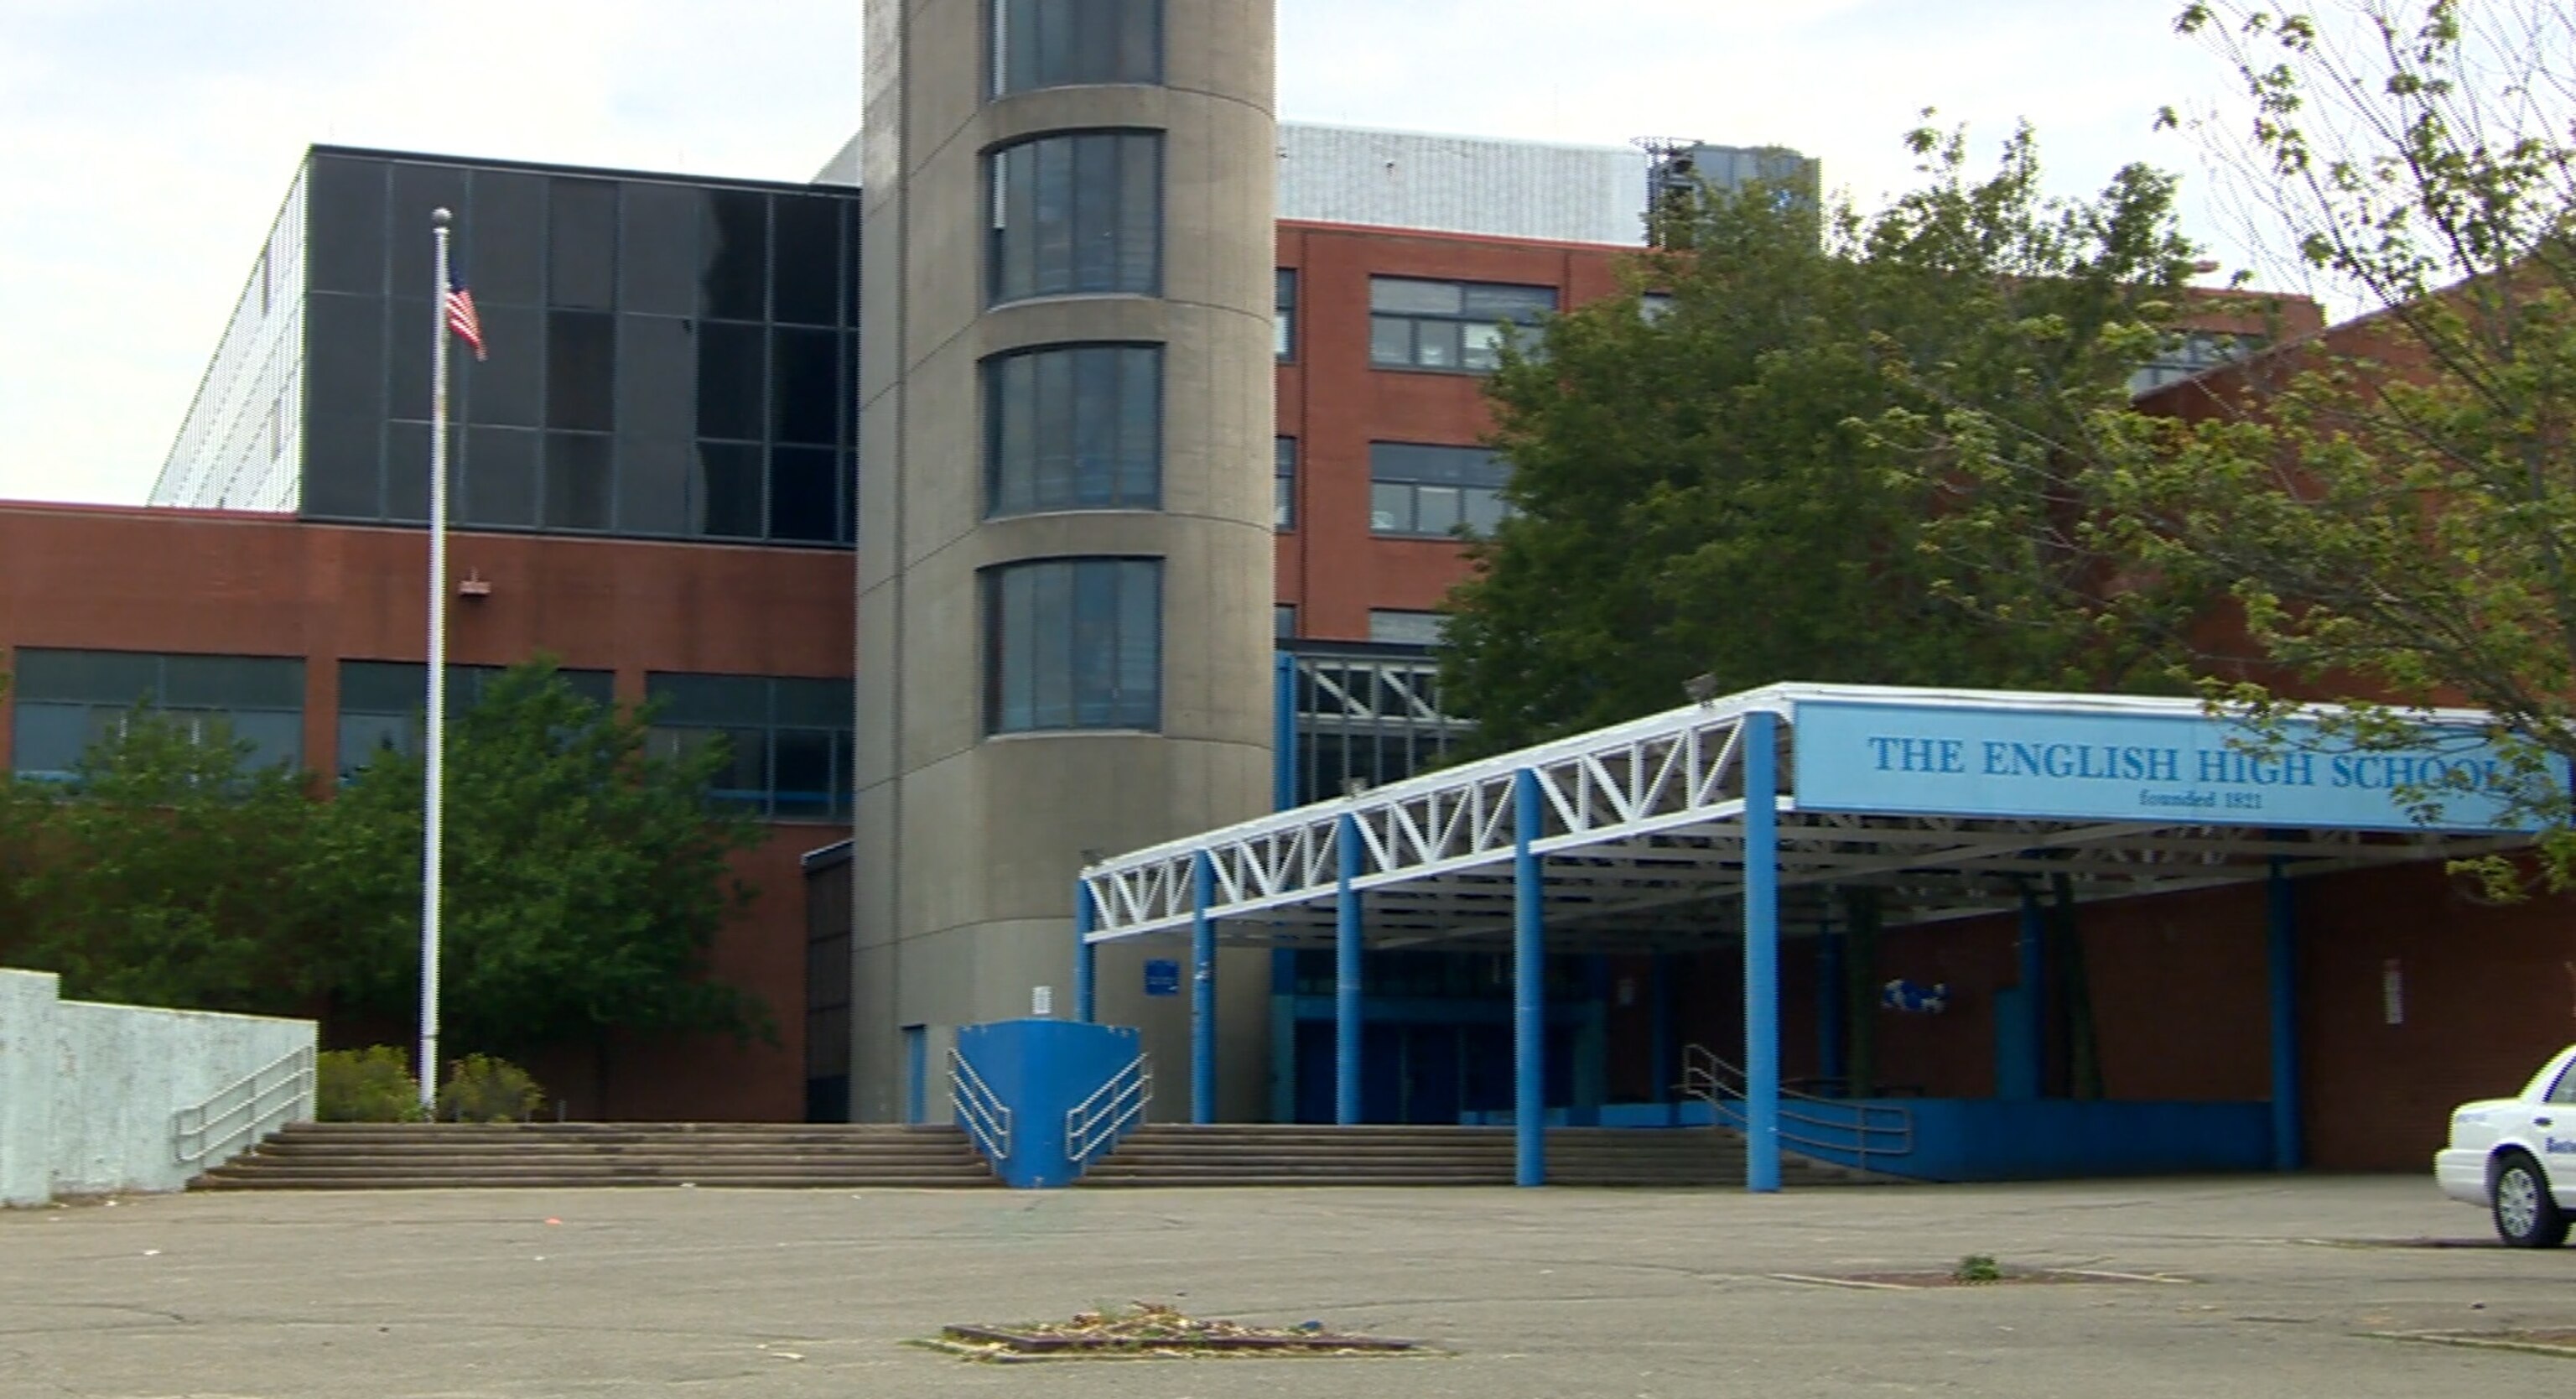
702;190;768;321
291;152;858;548
984;344;1160;516
305;155;386;295
984;559;1161;733
992;0;1162;95
547;178;618;309
987;133;1161;304
388;162;469;298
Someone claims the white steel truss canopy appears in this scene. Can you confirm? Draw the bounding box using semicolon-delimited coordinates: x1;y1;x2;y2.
1078;683;2535;952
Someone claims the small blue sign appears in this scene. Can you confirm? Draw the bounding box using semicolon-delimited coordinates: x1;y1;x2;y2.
1791;699;2548;833
1143;959;1182;996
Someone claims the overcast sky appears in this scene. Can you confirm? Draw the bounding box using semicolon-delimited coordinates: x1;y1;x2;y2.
0;0;2249;507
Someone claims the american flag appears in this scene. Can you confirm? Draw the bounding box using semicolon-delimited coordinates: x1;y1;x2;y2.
444;277;486;361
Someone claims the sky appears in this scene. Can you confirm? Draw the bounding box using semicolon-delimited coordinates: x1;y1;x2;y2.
0;0;2257;507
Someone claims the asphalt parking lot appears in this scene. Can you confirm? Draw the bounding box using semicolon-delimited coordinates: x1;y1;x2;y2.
3;1176;2568;1397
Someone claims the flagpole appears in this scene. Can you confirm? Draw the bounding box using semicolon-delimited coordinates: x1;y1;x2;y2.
419;208;453;1115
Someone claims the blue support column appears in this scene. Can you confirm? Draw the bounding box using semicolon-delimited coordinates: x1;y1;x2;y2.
1513;767;1547;1186
1191;852;1217;1125
2267;857;2303;1171
1072;880;1097;1023
1741;710;1782;1194
1335;813;1363;1126
1273;653;1299;812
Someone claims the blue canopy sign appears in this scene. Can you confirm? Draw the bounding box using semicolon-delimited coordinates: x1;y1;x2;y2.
1791;700;2547;833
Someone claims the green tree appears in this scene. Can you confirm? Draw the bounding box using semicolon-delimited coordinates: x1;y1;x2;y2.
1441;122;2215;752
0;709;336;1013
2054;2;2576;887
321;662;773;1061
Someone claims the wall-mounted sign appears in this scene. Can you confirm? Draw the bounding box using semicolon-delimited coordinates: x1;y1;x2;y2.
1144;960;1182;996
1791;700;2547;833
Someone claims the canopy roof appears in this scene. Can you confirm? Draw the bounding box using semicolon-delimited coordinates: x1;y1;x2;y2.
1078;683;2534;953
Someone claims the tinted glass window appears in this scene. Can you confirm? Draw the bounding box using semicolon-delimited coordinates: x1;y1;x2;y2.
1275;435;1295;530
984;559;1161;732
306;155;387;295
10;649;306;779
548;179;618;309
544;433;613;530
1369;442;1511;537
304;413;382;520
615;437;690;536
470;169;548;307
696;321;764;440
992;0;1161;95
696;442;764;538
463;425;540;527
1275;268;1296;360
307;293;386;420
337;661;614;778
616;315;697;441
619;181;703;316
986;345;1160;516
547;310;615;431
771;328;839;445
1368;277;1553;372
385;421;430;522
988;133;1161;304
644;673;853;820
466;303;543;426
769;445;839;542
702;190;768;320
389;162;470;298
771;194;841;325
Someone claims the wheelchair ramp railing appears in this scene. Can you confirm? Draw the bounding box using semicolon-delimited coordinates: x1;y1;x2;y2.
1680;1043;1912;1173
1065;1053;1151;1168
172;1044;316;1172
947;1048;1013;1164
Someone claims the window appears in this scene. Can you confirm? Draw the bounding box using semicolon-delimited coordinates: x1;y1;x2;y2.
335;661;614;778
991;0;1161;95
2549;1064;2576;1106
984;559;1161;733
986;345;1161;515
988;133;1161;304
2129;330;2266;394
645;673;854;821
1274;436;1296;529
1368;277;1553;372
1275;604;1299;638
1285;649;1473;808
1368;610;1447;647
1369;442;1510;537
8;649;304;779
1640;291;1676;323
1275;268;1296;360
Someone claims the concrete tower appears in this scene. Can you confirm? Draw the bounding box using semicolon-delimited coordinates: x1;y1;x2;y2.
853;1;1278;1121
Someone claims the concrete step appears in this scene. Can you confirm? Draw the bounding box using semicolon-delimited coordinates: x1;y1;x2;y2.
1078;1125;1872;1188
198;1123;1000;1191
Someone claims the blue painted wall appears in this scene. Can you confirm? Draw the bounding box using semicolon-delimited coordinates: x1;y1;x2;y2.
952;1018;1141;1188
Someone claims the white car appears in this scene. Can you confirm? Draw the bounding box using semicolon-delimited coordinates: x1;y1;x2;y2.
2437;1044;2576;1247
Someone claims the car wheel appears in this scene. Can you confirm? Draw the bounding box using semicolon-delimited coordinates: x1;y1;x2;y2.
2491;1152;2569;1248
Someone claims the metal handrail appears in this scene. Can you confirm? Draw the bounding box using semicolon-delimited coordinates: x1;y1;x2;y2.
948;1048;1013;1162
171;1044;316;1168
1065;1053;1151;1168
1678;1042;1912;1172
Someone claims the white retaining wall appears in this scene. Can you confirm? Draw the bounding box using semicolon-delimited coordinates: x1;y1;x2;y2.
0;968;315;1205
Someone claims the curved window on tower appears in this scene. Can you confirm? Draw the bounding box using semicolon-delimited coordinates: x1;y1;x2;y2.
989;0;1161;96
984;558;1162;734
987;132;1161;304
985;344;1161;517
